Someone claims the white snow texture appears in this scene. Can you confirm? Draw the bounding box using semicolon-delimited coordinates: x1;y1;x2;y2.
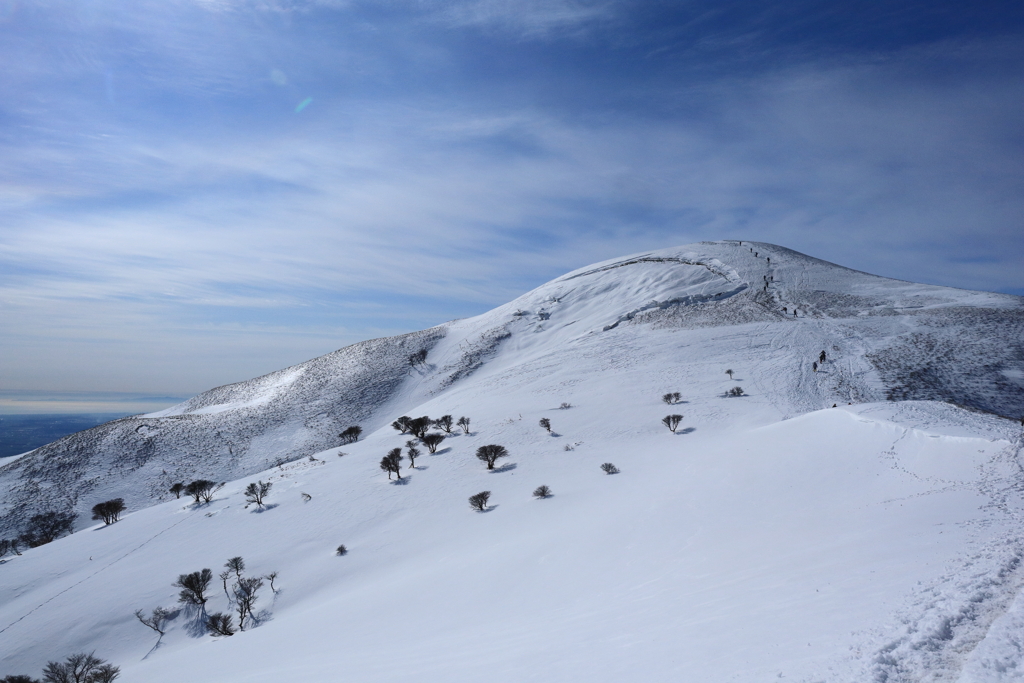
1;241;1024;682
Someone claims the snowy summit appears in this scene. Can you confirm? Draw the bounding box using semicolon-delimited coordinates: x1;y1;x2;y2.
1;241;1024;682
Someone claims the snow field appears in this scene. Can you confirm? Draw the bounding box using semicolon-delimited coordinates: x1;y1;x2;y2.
2;240;1023;681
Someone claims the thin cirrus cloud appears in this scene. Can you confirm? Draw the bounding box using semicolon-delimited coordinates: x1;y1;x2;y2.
0;0;1022;409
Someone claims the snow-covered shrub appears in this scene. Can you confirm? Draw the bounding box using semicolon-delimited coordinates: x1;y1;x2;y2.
559;402;572;409
727;386;744;397
469;491;491;511
539;418;551;433
0;674;40;682
336;545;348;556
600;463;619;474
533;485;552;499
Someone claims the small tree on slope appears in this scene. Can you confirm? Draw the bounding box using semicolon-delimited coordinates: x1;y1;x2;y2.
380;448;403;480
421;432;446;454
244;481;272;509
174;569;213;606
475;444;509;470
469;491;491;511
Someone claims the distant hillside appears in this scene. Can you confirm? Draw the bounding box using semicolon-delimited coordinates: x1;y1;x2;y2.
2;240;1021;538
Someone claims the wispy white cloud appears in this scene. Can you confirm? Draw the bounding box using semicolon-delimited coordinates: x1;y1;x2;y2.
1;0;1022;398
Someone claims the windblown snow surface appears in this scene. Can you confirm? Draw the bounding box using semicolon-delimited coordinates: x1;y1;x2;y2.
2;241;1024;682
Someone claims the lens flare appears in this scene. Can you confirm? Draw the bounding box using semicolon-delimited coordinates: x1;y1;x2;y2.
295;97;313;113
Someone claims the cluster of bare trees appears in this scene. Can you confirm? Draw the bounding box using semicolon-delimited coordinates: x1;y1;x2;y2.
167;480;225;505
91;499;126;525
2;652;121;682
338;425;362;444
1;510;77;555
136;556;279;640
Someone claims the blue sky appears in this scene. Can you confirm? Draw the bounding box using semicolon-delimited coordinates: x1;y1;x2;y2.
1;0;1022;412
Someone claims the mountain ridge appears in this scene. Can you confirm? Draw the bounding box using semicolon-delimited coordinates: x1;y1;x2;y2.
2;240;1022;537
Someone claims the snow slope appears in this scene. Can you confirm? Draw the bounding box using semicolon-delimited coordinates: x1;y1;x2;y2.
2;241;1024;681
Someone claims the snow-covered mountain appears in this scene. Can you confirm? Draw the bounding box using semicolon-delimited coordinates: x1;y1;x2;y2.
2;241;1024;682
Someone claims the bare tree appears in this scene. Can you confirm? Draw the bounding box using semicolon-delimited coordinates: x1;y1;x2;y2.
662;414;683;432
169;483;185;499
206;613;235;637
392;416;413;434
408;416;432;439
380;448;403;479
533;485;552;499
662;392;682;405
1;538;23;557
264;571;279;592
338;426;362;444
134;607;170;636
90;499;126;525
336;545;348;556
20;511;77;547
421;432;445;454
475;444;509;470
42;653;119;683
174;568;213;606
219;570;232;601
725;369;734;379
225;556;245;580
233;576;263;630
406;442;421;468
185;480;223;504
0;675;40;682
601;463;620;474
468;491;491;511
539;418;551;433
433;415;454;434
244;481;272;509
727;386;745;397
457;416;471;434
